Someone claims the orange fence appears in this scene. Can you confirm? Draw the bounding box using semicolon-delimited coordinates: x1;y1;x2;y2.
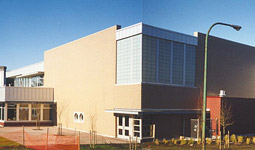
0;127;80;150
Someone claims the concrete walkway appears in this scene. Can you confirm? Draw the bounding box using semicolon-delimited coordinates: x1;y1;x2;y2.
0;126;128;145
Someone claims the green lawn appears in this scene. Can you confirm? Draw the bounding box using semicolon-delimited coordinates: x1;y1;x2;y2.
81;143;255;150
0;136;32;150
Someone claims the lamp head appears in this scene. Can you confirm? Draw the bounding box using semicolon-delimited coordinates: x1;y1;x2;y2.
231;25;242;31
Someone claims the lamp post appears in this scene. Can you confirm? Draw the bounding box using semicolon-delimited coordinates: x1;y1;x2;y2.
202;22;241;150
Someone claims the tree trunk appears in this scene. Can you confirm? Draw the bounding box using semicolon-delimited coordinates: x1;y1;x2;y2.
223;127;226;136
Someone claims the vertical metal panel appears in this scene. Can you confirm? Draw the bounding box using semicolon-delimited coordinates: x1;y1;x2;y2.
2;87;53;102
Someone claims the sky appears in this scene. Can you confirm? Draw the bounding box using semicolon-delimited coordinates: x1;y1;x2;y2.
0;0;255;70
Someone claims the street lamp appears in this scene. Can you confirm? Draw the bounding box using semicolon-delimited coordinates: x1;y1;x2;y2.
202;22;241;150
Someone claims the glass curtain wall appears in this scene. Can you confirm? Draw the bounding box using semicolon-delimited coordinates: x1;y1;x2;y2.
142;35;196;87
14;75;44;87
117;34;142;84
117;34;196;86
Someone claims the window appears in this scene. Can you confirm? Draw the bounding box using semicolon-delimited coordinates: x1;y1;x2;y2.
31;76;44;87
118;129;123;135
74;113;78;121
134;120;140;125
133;119;141;138
125;130;129;136
7;103;16;121
117;34;142;84
142;35;157;82
19;104;29;121
14;76;44;87
158;39;171;83
73;112;84;123
141;35;196;86
172;42;184;84
31;104;41;120
125;116;129;127
185;45;196;86
43;104;52;120
134;132;140;137
119;116;123;126
79;113;84;121
134;126;140;131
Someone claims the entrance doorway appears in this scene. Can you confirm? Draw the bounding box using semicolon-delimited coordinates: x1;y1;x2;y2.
117;115;131;139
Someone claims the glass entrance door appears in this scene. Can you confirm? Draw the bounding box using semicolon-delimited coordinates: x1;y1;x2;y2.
117;115;130;139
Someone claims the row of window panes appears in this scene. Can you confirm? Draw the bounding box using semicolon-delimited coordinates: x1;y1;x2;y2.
118;116;129;127
142;35;195;86
6;103;52;121
117;34;142;84
119;129;129;136
14;76;44;87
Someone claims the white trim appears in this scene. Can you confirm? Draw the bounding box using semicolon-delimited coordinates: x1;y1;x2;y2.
16;71;44;78
105;110;139;115
115;83;141;86
105;108;201;115
116;23;197;45
116;23;143;40
140;34;143;83
6;61;44;78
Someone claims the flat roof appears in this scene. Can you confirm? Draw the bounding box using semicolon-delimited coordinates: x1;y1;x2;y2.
105;108;201;115
6;61;44;78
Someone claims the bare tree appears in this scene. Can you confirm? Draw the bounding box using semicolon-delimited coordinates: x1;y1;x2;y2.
57;101;68;135
89;107;98;148
220;101;234;135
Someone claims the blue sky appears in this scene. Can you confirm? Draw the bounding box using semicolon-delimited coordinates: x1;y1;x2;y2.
0;0;255;70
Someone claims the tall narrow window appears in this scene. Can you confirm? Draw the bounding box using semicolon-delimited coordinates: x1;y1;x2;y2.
119;116;123;126
7;103;16;121
158;39;171;83
31;104;41;120
172;42;184;85
142;35;157;82
19;104;29;121
125;116;129;127
185;45;196;86
43;104;52;120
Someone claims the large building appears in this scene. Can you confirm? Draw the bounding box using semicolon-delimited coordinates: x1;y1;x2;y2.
0;62;55;127
1;23;255;141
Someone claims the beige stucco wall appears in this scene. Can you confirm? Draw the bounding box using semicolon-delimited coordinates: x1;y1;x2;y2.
44;26;141;137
